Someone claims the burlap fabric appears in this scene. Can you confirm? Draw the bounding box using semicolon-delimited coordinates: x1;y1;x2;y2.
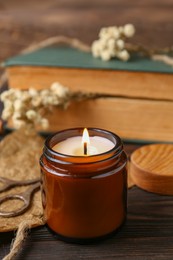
0;128;45;232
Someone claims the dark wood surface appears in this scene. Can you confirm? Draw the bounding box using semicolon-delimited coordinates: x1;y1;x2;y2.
1;143;173;260
0;1;173;259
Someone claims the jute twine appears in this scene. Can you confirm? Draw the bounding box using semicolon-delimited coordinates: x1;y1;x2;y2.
3;220;32;260
0;35;91;90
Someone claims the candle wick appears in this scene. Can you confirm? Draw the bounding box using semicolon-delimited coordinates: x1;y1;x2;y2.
84;142;87;155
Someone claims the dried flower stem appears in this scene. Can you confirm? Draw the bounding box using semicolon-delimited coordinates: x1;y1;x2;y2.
69;91;173;103
151;54;173;66
20;35;91;55
125;42;173;56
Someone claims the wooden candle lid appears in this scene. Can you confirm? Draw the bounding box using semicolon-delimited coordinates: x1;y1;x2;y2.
130;144;173;195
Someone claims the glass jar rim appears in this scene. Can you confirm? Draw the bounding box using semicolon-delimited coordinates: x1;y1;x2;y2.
44;128;123;164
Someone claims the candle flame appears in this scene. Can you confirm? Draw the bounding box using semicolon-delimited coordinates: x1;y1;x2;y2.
82;128;90;144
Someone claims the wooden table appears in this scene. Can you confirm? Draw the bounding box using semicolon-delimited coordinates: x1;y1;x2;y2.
0;1;173;259
0;142;173;260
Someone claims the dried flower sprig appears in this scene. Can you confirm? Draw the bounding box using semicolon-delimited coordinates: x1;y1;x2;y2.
0;83;70;129
0;83;109;130
91;24;173;65
1;79;173;130
91;24;135;61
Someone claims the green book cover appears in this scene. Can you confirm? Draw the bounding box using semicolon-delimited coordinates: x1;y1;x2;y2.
3;46;173;74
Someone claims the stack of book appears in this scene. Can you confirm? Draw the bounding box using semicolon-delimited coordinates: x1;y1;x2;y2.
3;46;173;142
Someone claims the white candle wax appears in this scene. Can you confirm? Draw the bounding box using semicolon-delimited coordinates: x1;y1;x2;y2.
52;136;115;156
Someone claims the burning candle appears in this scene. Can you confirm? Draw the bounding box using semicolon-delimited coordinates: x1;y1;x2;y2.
40;128;127;243
53;128;115;156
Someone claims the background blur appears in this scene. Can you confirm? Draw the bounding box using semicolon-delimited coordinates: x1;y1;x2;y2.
0;0;173;67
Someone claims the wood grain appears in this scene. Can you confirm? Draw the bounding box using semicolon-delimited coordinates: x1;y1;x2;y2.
1;186;173;260
130;144;173;195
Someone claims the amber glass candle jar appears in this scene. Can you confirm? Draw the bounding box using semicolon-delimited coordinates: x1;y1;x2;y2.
40;128;127;243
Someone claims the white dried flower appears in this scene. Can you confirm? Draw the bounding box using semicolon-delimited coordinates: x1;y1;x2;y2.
101;50;111;61
1;89;17;102
107;38;115;49
91;43;100;57
7;88;16;95
123;24;135;38
99;28;113;41
15;90;23;99
0;91;10;102
42;96;54;106
4;100;13;110
91;40;98;50
44;95;60;106
31;96;42;107
26;110;37;120
14;99;24;112
13;119;26;129
110;27;120;39
51;98;61;106
99;38;108;49
51;82;68;98
2;108;13;120
118;26;124;34
92;24;135;61
118;50;130;61
1;82;71;130
99;27;108;38
12;111;22;120
116;39;125;50
29;88;38;97
109;49;117;57
21;91;31;102
40;89;49;97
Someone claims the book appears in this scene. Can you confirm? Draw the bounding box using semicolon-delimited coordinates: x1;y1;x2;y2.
3;46;173;142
